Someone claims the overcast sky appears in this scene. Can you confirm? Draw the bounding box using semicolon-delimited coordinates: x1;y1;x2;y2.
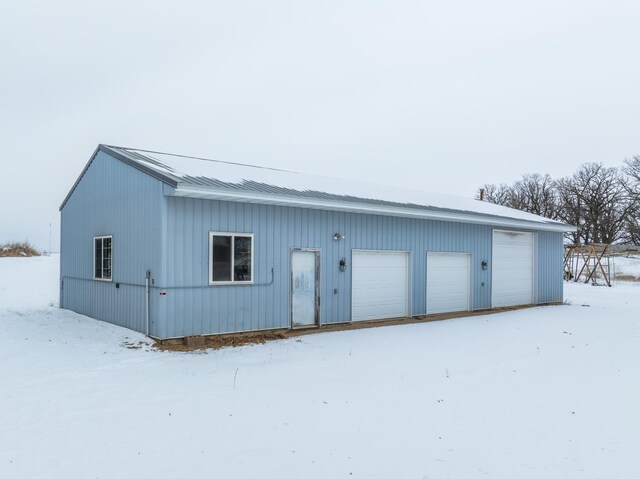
1;0;639;251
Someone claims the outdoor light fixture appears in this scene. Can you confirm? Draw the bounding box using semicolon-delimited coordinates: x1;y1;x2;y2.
333;233;345;241
481;259;488;271
339;257;347;272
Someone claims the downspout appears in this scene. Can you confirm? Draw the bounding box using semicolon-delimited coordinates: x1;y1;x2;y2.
145;270;151;336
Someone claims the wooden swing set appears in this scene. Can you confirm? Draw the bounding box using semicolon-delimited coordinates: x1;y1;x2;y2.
563;243;612;287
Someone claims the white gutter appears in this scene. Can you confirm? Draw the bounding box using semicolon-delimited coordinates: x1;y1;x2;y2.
170;186;576;233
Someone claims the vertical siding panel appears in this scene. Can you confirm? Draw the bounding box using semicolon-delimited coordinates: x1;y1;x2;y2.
319;209;326;324
535;231;563;303
238;202;247;332
370;214;375;249
258;204;266;330
194;198;203;335
276;205;284;329
330;211;338;323
180;199;189;335
416;218;425;314
297;207;303;247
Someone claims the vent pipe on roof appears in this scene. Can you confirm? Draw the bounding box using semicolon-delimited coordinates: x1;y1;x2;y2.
479;188;485;201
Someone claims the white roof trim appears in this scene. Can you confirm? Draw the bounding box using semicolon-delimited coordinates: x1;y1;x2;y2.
171;185;575;233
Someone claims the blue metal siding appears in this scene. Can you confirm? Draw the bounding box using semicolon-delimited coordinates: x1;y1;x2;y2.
61;152;565;338
536;231;565;303
60;151;166;335
159;197;563;338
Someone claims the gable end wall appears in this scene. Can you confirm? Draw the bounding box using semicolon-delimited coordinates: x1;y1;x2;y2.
60;151;166;335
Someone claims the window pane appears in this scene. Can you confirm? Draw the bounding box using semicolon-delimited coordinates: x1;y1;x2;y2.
103;249;112;279
95;238;102;279
234;236;252;281
212;235;232;281
103;241;112;276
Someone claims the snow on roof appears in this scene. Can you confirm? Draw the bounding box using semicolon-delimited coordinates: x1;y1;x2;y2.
98;145;572;231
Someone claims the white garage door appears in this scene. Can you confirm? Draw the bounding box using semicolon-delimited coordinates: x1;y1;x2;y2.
426;253;471;314
352;250;409;321
492;230;535;307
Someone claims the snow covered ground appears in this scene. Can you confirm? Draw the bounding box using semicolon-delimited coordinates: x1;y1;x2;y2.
611;255;640;281
1;255;639;479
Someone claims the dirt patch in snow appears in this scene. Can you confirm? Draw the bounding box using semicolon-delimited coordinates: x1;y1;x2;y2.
155;331;288;351
615;274;640;282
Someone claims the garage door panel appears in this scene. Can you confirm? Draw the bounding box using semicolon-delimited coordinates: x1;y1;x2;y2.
353;269;406;283
352;251;409;322
426;253;471;314
492;231;534;307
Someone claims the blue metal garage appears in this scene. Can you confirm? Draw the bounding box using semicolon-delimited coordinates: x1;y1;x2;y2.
60;145;574;339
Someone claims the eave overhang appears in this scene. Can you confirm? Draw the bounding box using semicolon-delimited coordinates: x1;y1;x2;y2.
169;185;577;233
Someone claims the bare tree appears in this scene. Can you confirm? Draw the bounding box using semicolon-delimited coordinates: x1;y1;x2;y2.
479;174;558;219
622;156;640;244
624;155;640;185
555;175;584;244
556;163;634;244
511;173;558;219
476;183;513;206
478;157;640;245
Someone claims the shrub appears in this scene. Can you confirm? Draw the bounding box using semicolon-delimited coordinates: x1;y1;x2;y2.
0;241;41;257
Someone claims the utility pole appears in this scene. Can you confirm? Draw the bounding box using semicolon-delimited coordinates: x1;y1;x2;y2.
49;223;52;255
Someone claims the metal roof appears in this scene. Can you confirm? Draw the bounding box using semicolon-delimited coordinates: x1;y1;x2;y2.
60;144;575;232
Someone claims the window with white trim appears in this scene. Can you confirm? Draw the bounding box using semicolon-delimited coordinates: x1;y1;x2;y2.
209;232;253;284
94;236;112;281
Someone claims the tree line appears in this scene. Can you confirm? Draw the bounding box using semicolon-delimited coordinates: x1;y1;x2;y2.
478;156;640;245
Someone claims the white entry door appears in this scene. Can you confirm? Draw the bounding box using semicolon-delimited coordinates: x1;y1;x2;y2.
426;252;471;314
352;250;409;321
291;249;319;327
492;230;535;307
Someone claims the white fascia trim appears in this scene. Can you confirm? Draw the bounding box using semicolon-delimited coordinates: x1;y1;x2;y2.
172;186;576;233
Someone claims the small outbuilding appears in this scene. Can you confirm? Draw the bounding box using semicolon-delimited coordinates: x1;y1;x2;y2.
60;145;574;339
